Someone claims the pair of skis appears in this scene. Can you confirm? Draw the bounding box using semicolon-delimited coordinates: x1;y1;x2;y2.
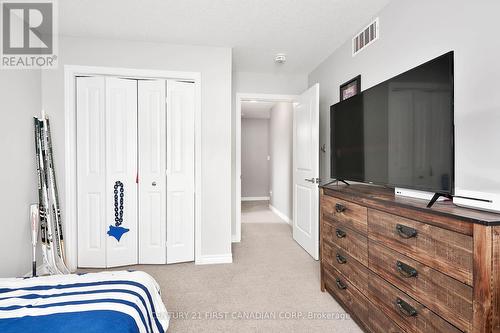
33;114;70;275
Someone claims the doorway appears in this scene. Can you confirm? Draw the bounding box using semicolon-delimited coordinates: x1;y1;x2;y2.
235;94;298;243
240;100;293;226
234;86;320;260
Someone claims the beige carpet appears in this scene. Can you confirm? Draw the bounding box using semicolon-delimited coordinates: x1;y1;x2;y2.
84;224;362;332
241;200;286;224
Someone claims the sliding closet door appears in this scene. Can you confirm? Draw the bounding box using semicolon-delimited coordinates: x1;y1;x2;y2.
77;77;107;268
166;81;195;264
138;80;167;264
105;78;138;267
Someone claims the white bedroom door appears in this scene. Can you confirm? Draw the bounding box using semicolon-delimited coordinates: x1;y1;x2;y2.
292;83;320;260
166;81;195;264
104;77;138;267
77;76;107;268
138;80;167;264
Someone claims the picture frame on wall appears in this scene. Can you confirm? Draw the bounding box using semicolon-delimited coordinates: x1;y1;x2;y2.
340;75;361;101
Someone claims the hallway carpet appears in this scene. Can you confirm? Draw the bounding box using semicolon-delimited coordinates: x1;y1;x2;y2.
241;200;286;223
117;223;363;332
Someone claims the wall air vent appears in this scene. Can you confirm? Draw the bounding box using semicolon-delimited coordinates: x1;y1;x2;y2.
352;18;379;56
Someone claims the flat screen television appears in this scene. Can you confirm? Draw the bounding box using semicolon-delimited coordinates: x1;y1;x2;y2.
330;52;454;194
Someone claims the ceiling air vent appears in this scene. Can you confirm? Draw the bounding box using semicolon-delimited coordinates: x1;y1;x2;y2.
352;18;379;56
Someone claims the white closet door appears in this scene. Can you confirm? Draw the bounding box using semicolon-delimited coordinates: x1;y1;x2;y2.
138;80;167;264
166;81;195;264
76;76;107;268
105;77;138;267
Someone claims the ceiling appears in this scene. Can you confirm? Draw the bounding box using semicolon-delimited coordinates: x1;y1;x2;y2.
59;0;391;73
241;101;275;119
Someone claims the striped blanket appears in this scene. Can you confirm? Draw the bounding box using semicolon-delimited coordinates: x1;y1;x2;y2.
0;270;169;333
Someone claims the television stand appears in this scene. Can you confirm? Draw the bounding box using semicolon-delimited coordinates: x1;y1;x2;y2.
337;179;350;186
427;192;453;208
319;182;500;333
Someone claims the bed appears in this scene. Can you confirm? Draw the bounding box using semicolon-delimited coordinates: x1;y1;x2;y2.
0;270;169;333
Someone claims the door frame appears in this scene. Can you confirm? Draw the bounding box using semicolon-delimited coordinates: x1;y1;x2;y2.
234;93;298;243
64;65;202;271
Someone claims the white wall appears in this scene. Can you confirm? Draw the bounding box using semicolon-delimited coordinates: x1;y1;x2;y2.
0;71;41;277
233;71;308;95
309;0;500;196
232;71;307;239
269;102;293;220
40;36;232;263
241;118;269;198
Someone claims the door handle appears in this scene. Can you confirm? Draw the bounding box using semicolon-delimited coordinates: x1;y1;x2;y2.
305;177;319;183
152;181;157;187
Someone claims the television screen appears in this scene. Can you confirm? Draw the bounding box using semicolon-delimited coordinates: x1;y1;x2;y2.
330;52;454;194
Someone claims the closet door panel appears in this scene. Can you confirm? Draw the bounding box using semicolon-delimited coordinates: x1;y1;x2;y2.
105;77;138;267
76;76;107;268
166;81;195;264
138;80;167;264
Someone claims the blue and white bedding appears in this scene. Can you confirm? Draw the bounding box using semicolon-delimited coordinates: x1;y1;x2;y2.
0;270;169;333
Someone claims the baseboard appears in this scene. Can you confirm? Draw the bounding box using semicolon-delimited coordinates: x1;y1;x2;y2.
195;253;233;265
241;196;270;201
232;234;241;243
269;204;292;224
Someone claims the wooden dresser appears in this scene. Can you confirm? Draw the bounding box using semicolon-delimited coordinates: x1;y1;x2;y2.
319;184;500;333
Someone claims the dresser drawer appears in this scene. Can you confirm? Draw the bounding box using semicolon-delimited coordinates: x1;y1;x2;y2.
322;219;368;266
368;301;407;333
323;266;369;329
369;240;472;332
321;195;367;235
322;240;369;293
369;272;462;333
368;209;473;285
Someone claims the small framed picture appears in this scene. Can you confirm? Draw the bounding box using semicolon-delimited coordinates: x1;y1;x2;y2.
340;75;361;101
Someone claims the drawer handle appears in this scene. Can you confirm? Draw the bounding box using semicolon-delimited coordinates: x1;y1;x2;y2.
335;203;346;213
335;278;347;290
396;261;418;278
396;224;418;239
336;253;347;264
335;228;346;238
395;298;418;317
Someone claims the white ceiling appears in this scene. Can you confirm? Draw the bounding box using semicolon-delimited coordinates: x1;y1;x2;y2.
59;0;391;73
241;101;275;119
